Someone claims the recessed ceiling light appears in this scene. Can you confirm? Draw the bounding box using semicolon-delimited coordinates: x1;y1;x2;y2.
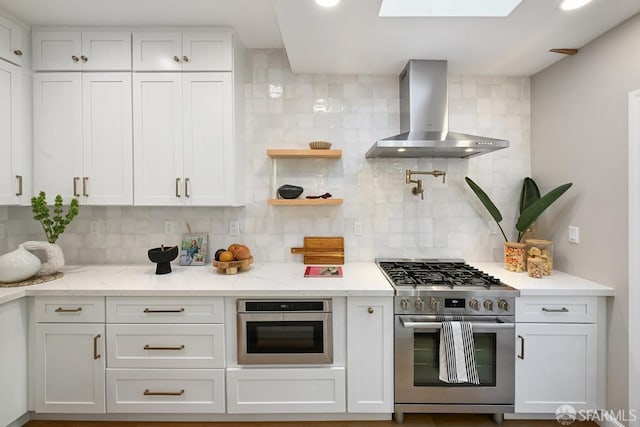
560;0;593;11
379;0;523;17
397;148;406;152
315;0;341;7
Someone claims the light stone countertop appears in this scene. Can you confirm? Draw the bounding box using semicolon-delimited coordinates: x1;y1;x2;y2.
0;261;614;306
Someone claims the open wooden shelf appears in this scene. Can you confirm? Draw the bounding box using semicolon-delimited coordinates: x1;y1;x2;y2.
266;149;342;159
268;198;344;206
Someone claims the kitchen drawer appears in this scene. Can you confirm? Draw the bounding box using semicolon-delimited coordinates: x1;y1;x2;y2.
106;297;224;323
34;297;105;323
226;367;346;413
106;368;225;413
515;296;598;323
107;324;224;369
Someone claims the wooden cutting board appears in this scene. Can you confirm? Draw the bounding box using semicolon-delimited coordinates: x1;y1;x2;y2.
291;237;344;265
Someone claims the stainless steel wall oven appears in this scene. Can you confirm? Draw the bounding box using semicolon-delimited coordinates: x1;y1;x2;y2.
237;299;333;365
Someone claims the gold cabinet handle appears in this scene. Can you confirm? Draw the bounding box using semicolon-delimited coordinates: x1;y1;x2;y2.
144;308;185;314
368;307;374;314
83;177;89;197
55;307;82;313
81;55;88;62
73;177;80;196
144;389;184;396
175;178;181;197
94;334;101;360
15;175;22;196
542;307;569;313
144;344;185;351
184;177;190;198
182;55;189;62
517;335;524;360
14;49;23;56
71;55;79;62
173;55;180;63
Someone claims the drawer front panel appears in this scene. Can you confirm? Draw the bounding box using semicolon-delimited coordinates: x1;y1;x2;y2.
106;297;224;323
516;296;597;323
106;368;224;413
107;324;224;368
226;367;346;413
35;297;105;323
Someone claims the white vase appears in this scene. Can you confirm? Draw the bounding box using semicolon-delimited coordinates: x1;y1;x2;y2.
0;244;42;283
22;241;65;276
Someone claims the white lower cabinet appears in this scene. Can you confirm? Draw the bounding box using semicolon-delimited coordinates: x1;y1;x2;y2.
35;322;106;413
514;296;602;414
0;298;28;426
106;369;225;413
226;367;346;413
346;297;393;413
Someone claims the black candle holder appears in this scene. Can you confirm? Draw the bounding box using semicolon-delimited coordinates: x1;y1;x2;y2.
148;246;178;274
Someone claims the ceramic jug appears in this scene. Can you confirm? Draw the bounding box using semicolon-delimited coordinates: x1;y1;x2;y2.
0;244;42;283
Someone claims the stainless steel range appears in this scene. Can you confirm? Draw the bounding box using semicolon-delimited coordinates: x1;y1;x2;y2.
376;259;520;424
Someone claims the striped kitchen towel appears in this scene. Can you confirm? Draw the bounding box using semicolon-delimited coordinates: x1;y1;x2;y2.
438;321;480;384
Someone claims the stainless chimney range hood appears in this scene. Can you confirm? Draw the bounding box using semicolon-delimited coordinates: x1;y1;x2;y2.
365;60;509;159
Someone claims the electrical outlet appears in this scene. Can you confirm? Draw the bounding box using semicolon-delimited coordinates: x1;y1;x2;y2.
164;221;176;234
229;221;240;236
568;226;580;244
0;224;5;239
354;220;363;236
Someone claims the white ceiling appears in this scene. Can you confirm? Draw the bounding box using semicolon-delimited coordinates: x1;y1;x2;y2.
1;0;639;76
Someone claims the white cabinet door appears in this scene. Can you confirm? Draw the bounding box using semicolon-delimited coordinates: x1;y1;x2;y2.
133;73;183;205
182;32;232;71
0;298;28;426
346;297;394;413
0;60;24;205
32;31;83;71
35;323;106;413
515;323;597;413
33;72;83;202
33;31;131;71
80;32;131;71
182;73;233;205
82;73;133;205
133;32;181;71
0;14;23;66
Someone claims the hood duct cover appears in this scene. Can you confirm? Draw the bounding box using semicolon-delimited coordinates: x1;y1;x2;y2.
365;60;509;159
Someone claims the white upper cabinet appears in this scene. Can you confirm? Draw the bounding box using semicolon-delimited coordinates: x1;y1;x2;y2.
32;31;131;71
133;31;232;71
0;60;27;205
0;14;24;66
33;72;133;204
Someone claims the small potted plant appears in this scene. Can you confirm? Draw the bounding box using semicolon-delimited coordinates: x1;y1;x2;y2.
465;177;572;272
23;192;79;276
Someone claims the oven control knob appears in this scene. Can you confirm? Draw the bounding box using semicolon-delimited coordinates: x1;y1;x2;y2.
400;298;410;311
483;299;494;311
469;299;480;311
498;299;510;312
415;297;425;311
430;297;440;311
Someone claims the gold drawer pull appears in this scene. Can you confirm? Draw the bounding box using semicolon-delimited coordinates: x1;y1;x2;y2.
55;307;82;313
144;389;184;396
144;344;185;351
94;334;101;360
143;308;185;314
15;175;22;196
14;49;23;56
541;307;569;313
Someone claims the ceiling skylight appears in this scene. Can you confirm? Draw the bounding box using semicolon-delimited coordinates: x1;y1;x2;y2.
379;0;523;17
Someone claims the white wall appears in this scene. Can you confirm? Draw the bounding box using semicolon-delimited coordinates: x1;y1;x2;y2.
531;12;640;419
0;48;531;264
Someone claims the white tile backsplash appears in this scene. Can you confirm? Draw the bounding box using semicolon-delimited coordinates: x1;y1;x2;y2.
1;49;530;264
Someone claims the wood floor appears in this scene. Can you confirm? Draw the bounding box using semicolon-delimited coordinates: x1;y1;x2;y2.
25;414;598;427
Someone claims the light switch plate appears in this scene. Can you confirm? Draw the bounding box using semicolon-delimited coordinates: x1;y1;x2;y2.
568;226;580;244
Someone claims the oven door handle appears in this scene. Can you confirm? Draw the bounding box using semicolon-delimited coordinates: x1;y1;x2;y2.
399;316;514;330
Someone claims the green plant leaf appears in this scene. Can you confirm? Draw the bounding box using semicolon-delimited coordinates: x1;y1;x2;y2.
465;177;508;241
516;183;573;241
519;177;541;214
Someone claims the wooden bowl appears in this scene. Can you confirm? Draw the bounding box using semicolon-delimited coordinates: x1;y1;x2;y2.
211;256;253;275
309;141;332;150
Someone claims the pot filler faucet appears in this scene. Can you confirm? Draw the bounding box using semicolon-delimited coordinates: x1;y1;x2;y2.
405;169;446;200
